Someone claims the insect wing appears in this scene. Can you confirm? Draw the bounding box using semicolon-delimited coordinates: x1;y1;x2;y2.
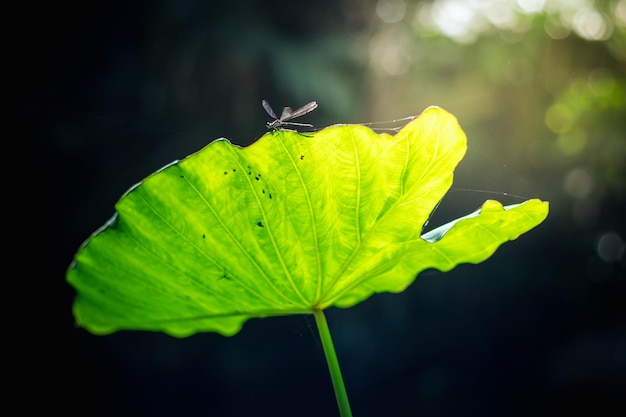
281;101;318;122
280;107;293;120
261;100;278;119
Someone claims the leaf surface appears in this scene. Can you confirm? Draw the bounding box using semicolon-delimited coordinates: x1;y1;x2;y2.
67;107;549;337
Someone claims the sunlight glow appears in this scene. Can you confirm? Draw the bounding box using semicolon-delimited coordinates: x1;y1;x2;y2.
516;0;545;14
429;0;483;43
414;0;619;43
486;2;518;29
572;8;613;40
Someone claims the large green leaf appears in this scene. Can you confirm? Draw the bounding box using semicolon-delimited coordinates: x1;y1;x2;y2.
67;106;548;337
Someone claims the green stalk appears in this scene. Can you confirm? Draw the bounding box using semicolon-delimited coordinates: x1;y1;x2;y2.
313;309;353;417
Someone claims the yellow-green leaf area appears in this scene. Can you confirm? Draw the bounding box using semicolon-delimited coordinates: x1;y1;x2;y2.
67;106;549;337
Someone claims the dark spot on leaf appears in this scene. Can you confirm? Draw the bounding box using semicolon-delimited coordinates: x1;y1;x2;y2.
248;171;251;175
255;176;259;180
300;155;304;160
257;221;264;227
269;194;272;199
262;189;265;194
233;168;236;172
202;234;205;239
224;172;228;175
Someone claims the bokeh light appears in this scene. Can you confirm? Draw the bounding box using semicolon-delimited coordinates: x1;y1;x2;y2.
597;231;626;263
376;0;407;23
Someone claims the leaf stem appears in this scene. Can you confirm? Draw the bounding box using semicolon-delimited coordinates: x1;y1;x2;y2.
313;309;353;417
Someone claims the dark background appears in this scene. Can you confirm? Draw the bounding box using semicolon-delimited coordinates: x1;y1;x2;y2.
22;0;625;416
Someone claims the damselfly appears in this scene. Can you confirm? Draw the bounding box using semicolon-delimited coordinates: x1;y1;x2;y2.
262;100;318;131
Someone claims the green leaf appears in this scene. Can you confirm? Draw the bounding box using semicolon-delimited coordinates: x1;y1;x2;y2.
67;106;549;337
